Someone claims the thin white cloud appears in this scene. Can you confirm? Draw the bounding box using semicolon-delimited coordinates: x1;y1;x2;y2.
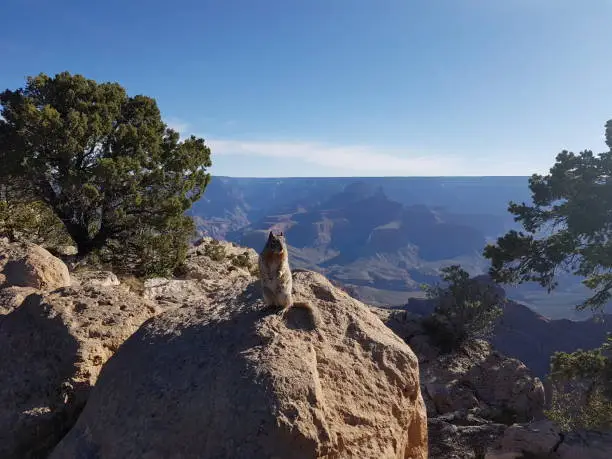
206;138;464;176
205;138;544;176
166;117;545;176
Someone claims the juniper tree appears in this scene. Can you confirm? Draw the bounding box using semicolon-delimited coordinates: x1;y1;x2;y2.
485;120;612;312
0;72;211;274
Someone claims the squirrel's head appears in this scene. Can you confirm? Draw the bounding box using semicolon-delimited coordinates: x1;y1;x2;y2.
266;231;286;253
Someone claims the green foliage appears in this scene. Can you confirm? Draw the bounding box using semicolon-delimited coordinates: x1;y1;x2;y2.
0;72;211;274
422;265;504;352
546;336;612;431
0;181;72;247
98;215;196;277
484;120;612;312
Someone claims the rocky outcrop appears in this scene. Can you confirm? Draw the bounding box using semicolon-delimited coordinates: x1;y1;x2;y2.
486;419;612;458
431;340;544;422
404;285;612;379
141;237;259;308
376;309;546;458
429;412;507;459
1;241;71;290
0;282;160;458
4;236;610;459
51;271;428;459
381;310;545;424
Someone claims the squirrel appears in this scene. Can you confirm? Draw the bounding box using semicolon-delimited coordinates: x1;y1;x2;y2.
258;231;319;327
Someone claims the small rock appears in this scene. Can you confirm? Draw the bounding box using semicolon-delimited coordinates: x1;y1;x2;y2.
74;271;120;288
51;245;78;256
2;242;70;290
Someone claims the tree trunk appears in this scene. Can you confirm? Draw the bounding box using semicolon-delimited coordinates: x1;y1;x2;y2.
62;221;94;257
73;225;111;257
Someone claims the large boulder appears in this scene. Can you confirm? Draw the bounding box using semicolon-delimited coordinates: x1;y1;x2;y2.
0;283;161;459
1;241;70;290
52;271;428;459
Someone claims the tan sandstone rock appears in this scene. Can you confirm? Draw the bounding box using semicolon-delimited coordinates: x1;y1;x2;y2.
51;270;428;459
0;283;161;459
0;285;37;315
73;270;120;288
380;310;545;424
1;242;71;290
143;277;201;302
135;238;259;309
423;340;544;422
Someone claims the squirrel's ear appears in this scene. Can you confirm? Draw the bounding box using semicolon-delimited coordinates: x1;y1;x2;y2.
279;232;284;236
268;231;274;239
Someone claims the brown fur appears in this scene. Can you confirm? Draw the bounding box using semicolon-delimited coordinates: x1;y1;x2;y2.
264;250;285;264
259;232;319;328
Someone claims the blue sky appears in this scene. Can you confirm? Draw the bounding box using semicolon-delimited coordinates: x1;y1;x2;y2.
1;0;611;177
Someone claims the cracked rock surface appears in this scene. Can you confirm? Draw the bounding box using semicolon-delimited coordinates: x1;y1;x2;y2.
51;271;428;459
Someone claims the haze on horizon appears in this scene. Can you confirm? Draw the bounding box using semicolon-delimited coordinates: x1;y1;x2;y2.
2;0;611;178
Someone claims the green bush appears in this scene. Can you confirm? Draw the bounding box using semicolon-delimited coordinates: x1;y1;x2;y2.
546;336;612;431
0;72;211;276
485;120;612;313
96;216;195;278
0;195;72;248
422;265;504;353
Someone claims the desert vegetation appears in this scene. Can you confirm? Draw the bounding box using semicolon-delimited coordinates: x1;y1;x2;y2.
422;265;504;352
484;120;612;430
0;72;212;276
